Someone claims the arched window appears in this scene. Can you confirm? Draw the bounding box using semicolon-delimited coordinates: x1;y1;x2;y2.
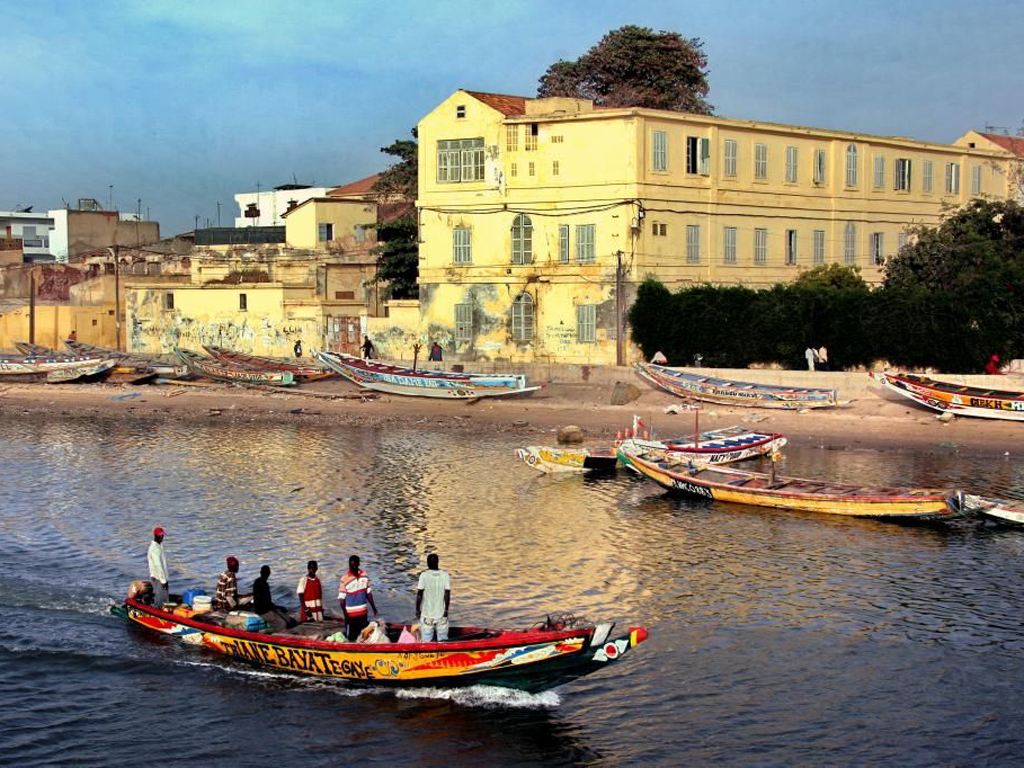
845;145;858;187
844;222;857;265
511;214;533;264
511;293;534;341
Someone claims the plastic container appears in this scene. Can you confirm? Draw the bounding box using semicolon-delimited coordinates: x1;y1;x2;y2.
181;589;207;607
192;595;213;614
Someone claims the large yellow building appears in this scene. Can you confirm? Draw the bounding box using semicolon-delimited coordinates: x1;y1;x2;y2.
401;89;1013;365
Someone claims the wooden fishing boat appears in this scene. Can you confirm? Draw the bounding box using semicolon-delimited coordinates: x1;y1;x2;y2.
0;352;115;376
870;371;1024;421
516;446;620;473
636;362;843;409
112;595;646;693
315;351;540;399
176;348;295;386
203;345;329;378
617;443;956;518
955;494;1024;525
63;340;189;378
519;426;787;474
46;358;117;383
14;341;62;356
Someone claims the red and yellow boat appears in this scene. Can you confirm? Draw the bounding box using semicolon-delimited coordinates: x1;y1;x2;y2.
113;595;646;693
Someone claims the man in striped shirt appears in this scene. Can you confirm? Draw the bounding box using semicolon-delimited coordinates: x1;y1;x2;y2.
338;555;378;641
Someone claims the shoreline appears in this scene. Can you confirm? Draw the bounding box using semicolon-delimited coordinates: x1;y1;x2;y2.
1;376;1020;458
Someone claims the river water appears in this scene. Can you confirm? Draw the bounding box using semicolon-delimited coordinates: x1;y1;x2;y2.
2;414;1024;766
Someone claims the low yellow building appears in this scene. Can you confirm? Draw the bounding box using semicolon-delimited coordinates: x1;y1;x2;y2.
388;89;1013;365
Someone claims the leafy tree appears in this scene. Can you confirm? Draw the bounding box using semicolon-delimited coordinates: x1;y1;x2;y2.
537;25;712;114
371;129;419;299
792;263;868;291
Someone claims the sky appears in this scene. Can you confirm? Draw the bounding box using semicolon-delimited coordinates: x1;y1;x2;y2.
3;0;1023;235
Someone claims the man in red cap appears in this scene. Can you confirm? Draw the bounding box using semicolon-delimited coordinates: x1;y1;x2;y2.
148;527;169;608
213;556;251;612
985;354;1004;375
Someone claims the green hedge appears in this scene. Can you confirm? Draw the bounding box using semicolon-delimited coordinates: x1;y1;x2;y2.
628;273;1022;373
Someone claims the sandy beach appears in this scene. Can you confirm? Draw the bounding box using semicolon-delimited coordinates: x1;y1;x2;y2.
0;373;1020;458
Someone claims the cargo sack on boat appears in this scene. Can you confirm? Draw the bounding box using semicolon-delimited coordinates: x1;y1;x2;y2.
359;620;389;644
225;611;268;632
127;580;153;601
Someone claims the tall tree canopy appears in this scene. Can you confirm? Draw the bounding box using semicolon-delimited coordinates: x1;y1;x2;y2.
537;25;712;114
371;129;419;299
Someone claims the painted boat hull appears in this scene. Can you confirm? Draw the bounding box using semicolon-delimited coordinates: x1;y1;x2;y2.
315;351;539;399
0;353;115;375
45;359;117;382
636;363;842;409
618;445;954;518
204;346;329;378
956;494;1024;525
63;340;189;377
516;447;619;473
871;371;1024;421
176;348;295;386
115;598;645;693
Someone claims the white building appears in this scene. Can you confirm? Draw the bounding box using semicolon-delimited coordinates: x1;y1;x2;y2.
233;184;337;227
0;211;55;261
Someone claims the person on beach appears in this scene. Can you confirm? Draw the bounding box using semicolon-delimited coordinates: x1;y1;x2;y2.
296;560;324;622
68;330;77;342
339;555;378;641
416;553;451;642
293;339;303;358
650;351;668;364
361;336;375;360
213;556;252;612
428;341;443;362
148;527;169;607
985;354;1004;375
252;565;291;633
805;347;817;371
817;345;829;371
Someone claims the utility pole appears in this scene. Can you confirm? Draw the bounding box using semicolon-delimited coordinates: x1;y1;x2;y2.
109;246;121;351
216;201;221;227
136;198;141;246
615;250;624;367
194;214;200;232
29;269;36;344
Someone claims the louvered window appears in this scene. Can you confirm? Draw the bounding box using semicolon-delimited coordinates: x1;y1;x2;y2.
511;294;534;341
576;304;596;343
511;214;532;264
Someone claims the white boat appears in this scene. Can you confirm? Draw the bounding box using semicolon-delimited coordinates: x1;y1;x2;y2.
957;494;1024;525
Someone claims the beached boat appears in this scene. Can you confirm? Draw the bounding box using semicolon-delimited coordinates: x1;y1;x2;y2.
14;341;62;356
870;371;1024;422
315;351;539;399
112;595;646;693
46;358;117;383
636;362;843;409
617;442;956;518
0;352;115;376
203;346;329;378
519;426;787;474
63;340;189;377
176;348;295;386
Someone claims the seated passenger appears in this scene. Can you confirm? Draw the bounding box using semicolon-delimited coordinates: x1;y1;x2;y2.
212;556;252;612
252;565;291;633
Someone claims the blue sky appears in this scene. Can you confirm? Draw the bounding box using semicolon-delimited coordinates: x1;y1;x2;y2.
3;0;1022;235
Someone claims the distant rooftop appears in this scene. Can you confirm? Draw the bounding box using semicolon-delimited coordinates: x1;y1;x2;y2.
327;173;382;198
979;132;1024;158
464;90;527;116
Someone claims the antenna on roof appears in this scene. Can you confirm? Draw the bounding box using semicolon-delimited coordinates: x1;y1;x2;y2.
984;124;1009;134
292;172;298;185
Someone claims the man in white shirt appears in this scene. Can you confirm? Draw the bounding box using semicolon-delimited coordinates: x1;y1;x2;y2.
416;553;451;642
148;527;169;607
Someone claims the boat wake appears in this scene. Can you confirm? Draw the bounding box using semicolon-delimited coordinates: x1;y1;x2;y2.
175;659;560;708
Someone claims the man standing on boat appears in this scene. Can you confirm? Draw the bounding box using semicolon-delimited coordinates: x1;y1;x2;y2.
296;560;324;622
148;527;169;607
213;556;251;612
416;553;451;642
339;555;377;641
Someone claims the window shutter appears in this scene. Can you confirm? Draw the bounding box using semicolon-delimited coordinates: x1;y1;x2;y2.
700;138;711;175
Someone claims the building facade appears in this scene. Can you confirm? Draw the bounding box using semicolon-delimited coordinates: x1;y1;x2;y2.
404;90;1012;365
0;211;56;262
233;184;336;227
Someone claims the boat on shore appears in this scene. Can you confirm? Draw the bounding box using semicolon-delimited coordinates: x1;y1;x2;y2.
176;348;295;386
46;358;117;383
63;340;189;378
870;371;1024;421
617;442;956;519
204;346;330;379
0;352;116;376
636;362;843;409
315;351;539;399
14;341;63;356
113;594;646;693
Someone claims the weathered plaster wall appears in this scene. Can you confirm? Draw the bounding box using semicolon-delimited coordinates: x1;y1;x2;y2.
0;304;116;351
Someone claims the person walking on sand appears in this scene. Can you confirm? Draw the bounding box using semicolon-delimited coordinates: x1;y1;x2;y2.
416;553;451;642
428;341;443;362
296;560;324;622
293;339;303;358
805;347;817;372
361;335;375;360
339;555;378;641
817;345;829;371
148;527;169;607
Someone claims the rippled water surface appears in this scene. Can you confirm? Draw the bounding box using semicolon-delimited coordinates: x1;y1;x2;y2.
2;414;1024;766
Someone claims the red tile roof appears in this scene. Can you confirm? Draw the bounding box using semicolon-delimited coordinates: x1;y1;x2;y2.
979;132;1024;158
327;173;382;198
465;90;527;116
